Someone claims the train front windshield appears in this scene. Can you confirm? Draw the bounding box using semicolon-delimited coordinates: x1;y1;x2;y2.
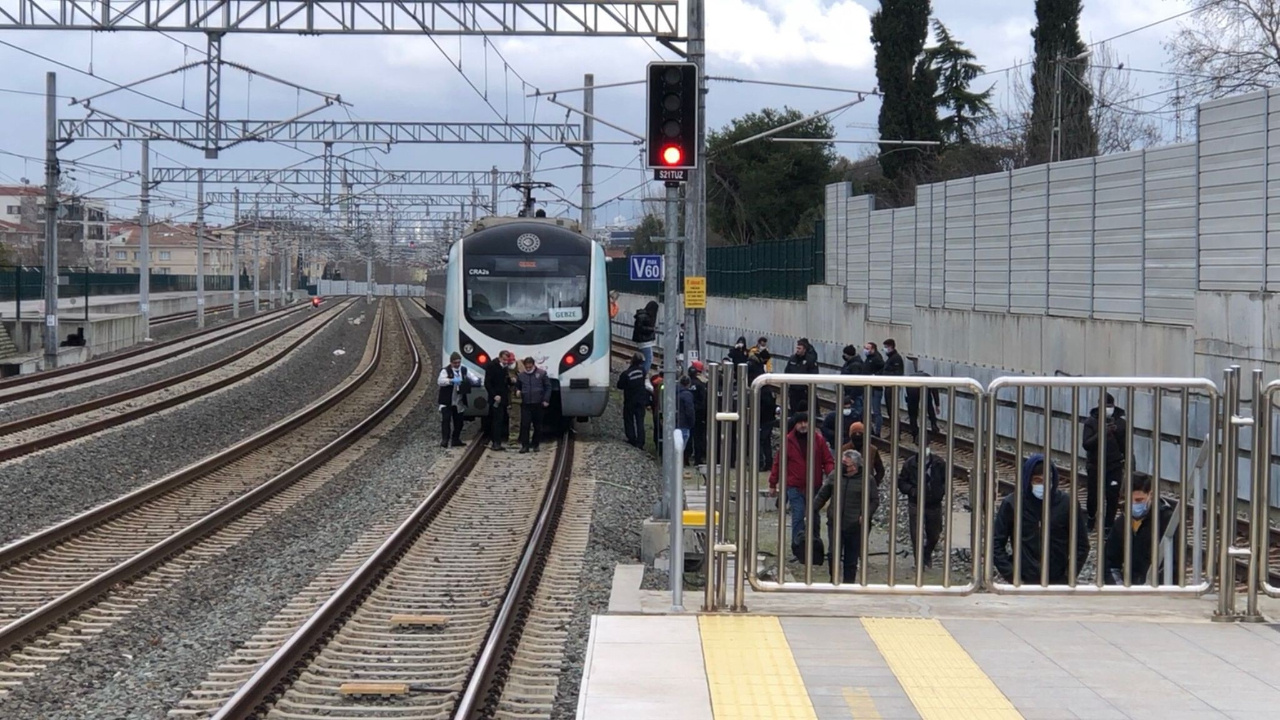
464;254;590;345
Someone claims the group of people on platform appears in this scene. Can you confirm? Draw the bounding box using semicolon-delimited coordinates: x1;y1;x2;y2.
617;308;1180;586
436;350;551;453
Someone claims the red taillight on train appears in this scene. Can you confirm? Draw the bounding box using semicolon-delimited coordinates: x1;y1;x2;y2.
563;354;575;366
477;353;489;365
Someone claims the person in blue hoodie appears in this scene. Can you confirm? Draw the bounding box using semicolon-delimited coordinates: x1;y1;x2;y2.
676;376;696;451
991;454;1091;585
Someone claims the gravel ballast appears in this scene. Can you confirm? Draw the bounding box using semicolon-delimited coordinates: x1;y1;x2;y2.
0;300;452;720
551;389;665;720
0;299;375;546
0;307;310;425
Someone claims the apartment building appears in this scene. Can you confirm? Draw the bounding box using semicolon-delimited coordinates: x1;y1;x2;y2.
105;221;234;275
0;184;111;268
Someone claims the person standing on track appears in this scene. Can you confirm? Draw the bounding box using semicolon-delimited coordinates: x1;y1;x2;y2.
650;373;665;456
437;352;479;448
483;350;516;451
516;356;551;453
1082;392;1128;530
882;339;905;429
861;342;885;436
617;352;648;449
897;448;947;569
905;370;942;444
784;339;819;420
1103;473;1180;585
687;361;708;465
768;412;835;566
816;449;879;583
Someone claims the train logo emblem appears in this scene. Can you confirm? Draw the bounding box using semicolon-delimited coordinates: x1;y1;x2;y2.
516;233;541;253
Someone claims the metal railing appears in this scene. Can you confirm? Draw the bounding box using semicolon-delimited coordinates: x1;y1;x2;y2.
984;376;1218;596
692;367;1259;618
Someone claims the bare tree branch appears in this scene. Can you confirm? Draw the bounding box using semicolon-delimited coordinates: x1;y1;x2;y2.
1166;0;1280;101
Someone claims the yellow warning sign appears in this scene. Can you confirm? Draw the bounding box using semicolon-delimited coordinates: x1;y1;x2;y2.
684;276;707;309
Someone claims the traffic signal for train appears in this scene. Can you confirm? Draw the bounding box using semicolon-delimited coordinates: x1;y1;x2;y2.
646;61;698;170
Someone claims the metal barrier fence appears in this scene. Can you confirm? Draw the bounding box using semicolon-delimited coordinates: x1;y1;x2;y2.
692;366;1269;619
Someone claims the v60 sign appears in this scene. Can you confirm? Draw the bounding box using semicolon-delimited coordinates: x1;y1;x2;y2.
628;255;664;282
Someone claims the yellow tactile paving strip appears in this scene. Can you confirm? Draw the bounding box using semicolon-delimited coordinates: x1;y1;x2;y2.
862;618;1024;719
699;615;819;720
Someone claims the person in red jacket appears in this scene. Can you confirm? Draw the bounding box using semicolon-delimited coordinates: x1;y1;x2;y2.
768;412;836;564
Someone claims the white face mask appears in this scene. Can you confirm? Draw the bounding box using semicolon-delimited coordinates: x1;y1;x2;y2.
1031;484;1045;500
843;408;853;417
1105;406;1115;418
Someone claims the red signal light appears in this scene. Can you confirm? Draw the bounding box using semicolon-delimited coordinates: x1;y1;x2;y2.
563;354;576;366
477;353;488;365
661;145;683;166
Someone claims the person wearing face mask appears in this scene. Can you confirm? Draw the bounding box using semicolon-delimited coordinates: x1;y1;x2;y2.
1104;474;1180;585
820;395;856;448
815;449;880;583
483;350;517;451
838;344;867;421
768;412;835;565
728;336;750;366
1082;392;1129;530
748;336;773;372
991;454;1091;585
861;342;885;436
840;421;885;487
437;352;480;448
896;448;947;568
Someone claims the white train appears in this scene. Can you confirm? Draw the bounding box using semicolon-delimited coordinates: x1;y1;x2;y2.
423;215;611;422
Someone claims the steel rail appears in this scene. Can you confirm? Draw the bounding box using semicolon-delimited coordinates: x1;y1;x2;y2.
0;300;304;399
0;300;354;462
209;435;489;719
454;433;575;720
0;300;349;438
0;300;419;657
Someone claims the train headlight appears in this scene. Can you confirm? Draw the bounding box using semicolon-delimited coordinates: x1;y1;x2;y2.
578;344;589;355
463;343;474;354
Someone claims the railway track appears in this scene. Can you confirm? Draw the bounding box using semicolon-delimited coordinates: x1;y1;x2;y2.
610;337;1280;587
0;299;420;695
0;300;309;405
0;299;356;464
209;433;576;720
152;300;260;327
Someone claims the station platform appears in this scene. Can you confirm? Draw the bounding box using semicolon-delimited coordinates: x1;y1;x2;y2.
576;578;1280;720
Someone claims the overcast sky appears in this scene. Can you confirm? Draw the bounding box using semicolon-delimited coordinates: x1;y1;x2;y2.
0;0;1192;231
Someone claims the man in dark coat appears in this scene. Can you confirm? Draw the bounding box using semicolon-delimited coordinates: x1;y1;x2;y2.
905;370;942;444
617;352;648;449
882;338;906;423
1104;474;1181;586
991;454;1091;585
515;357;551;453
897;449;947;568
483;350;516;450
1082;392;1129;529
784;338;819;419
632;300;659;372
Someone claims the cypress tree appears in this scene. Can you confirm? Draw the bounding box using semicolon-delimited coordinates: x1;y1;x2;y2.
871;0;936;187
1027;0;1096;164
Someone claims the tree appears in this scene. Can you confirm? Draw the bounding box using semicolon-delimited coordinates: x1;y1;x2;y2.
872;0;937;189
628;214;664;256
706;108;836;245
1089;42;1164;155
1166;0;1280;102
925;20;995;145
1026;0;1096;165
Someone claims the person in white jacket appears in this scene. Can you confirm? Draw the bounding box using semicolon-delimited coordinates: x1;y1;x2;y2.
437;351;480;447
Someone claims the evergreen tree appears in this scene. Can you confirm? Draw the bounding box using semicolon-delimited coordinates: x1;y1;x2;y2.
1026;0;1096;164
871;0;937;194
925;20;994;145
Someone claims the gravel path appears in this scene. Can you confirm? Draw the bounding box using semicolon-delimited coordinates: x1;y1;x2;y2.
551;391;664;720
0;299;375;546
0;300;452;720
0;308;309;425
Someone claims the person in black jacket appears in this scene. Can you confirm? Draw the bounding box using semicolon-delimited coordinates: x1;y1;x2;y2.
1104;474;1181;586
650;374;664;456
676;376;696;444
838;344;866;419
728;335;750;366
688;362;708;465
483;350;516;450
1082;393;1128;529
632;300;658;372
905;370;941;444
897;449;947;568
862;341;885;436
748;353;777;471
617;352;648;449
991;454;1090;585
784;339;819;419
820;394;856;449
882;339;906;425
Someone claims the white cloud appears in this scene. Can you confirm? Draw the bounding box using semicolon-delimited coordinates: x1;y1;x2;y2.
709;0;873;70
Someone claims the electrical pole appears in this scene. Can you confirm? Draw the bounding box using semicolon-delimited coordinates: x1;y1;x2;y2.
253;203;261;313
1174;79;1184;144
196;169;206;327
139;139;152;339
521;137;534;216
232;187;241;318
42;71;59;368
490;166;499;216
1051;56;1064;163
685;0;707;364
662;180;684;609
582;73;595;237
